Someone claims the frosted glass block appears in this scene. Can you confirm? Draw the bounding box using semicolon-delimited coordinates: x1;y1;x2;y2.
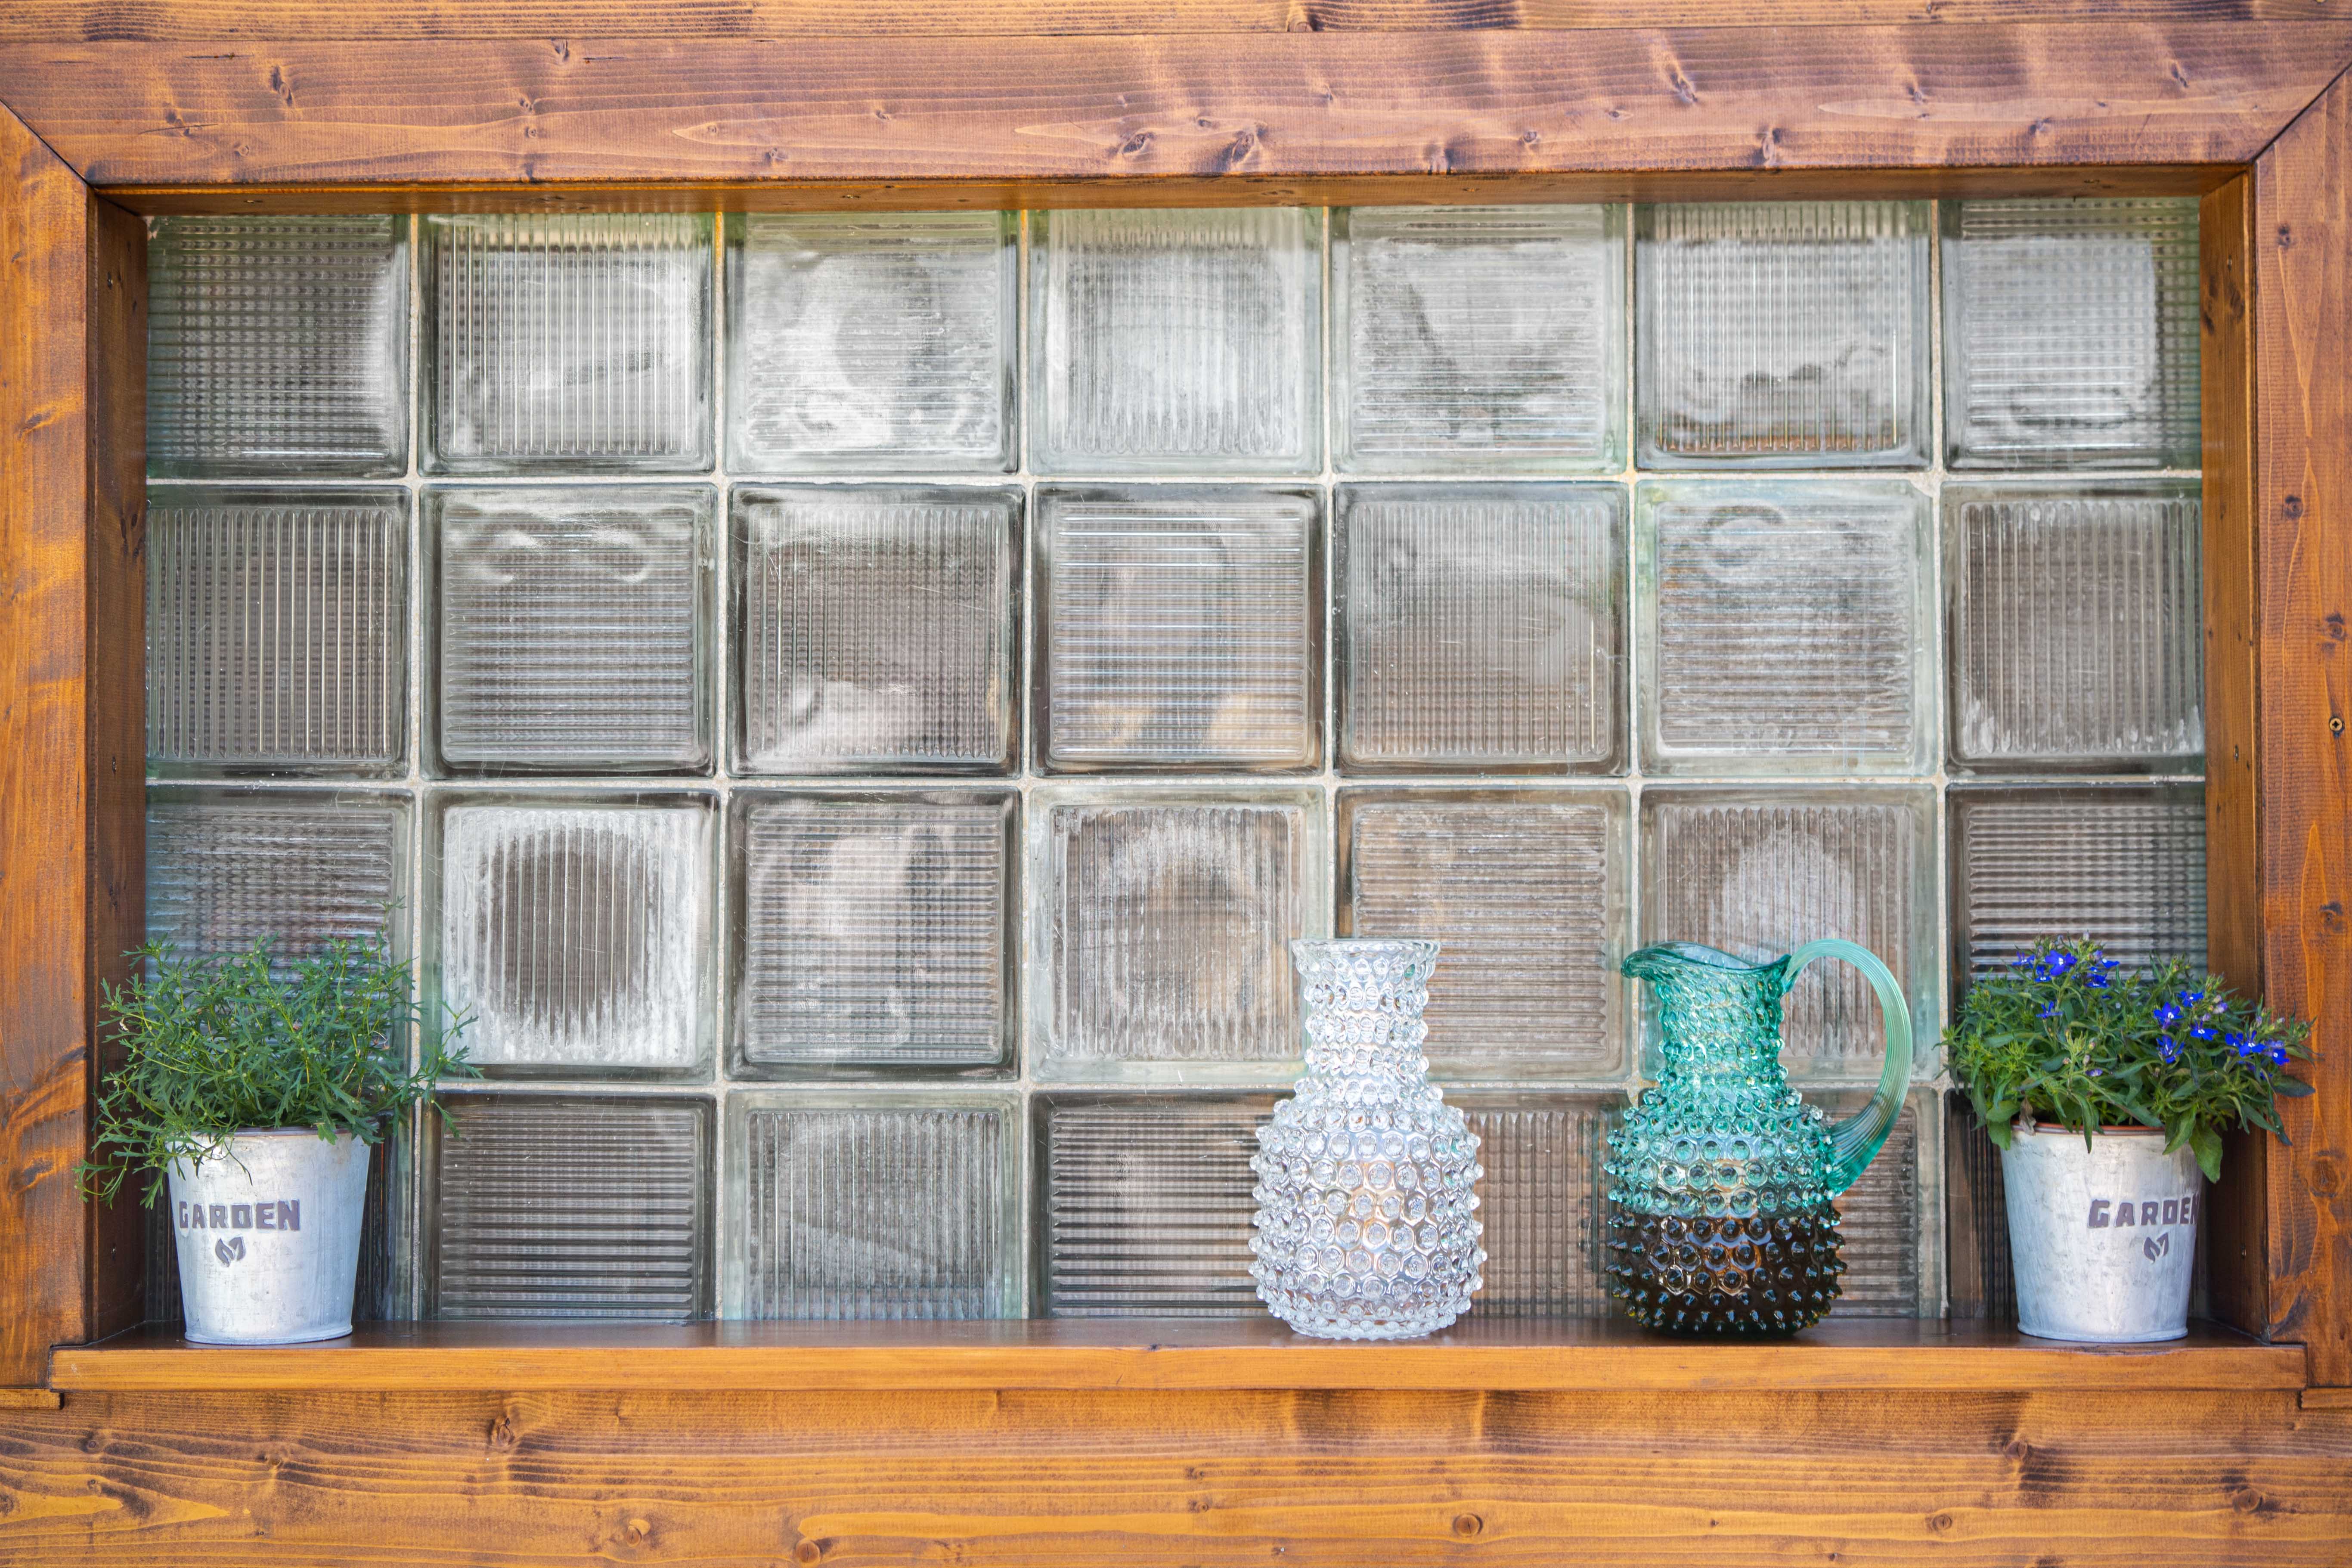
1946;481;2203;771
733;791;1014;1070
1334;205;1625;472
1636;202;1930;468
734;485;1019;775
1030;208;1320;474
146;487;409;776
425;214;713;473
147;215;409;479
430;486;713;773
1336;483;1624;772
1949;784;2206;989
146;787;406;959
434;797;713;1076
1459;1096;1614;1317
1037;485;1319;772
1823;1092;1937;1317
1038;1095;1273;1316
1638;480;1933;775
728;213;1015;473
1340;790;1628;1078
1642;787;1938;1081
1032;790;1326;1081
728;1093;1019;1319
426;1094;711;1319
1944;198;2200;470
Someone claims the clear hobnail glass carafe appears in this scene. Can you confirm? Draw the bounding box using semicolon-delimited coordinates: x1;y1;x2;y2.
1249;939;1485;1340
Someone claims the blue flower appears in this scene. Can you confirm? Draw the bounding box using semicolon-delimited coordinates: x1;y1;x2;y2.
2182;991;2205;1007
2049;953;2079;975
2039;1004;2060;1020
2154;1003;2184;1027
2088;973;2110;990
2191;1024;2216;1041
2270;1046;2291;1067
2161;1039;2181;1064
2229;1031;2257;1057
2088;1068;2104;1078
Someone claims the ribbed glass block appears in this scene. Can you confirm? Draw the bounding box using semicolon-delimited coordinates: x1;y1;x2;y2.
1943;198;2200;470
147;215;409;479
1037;485;1319;772
727;1094;1019;1319
424;214;713;473
1038;1095;1272;1316
733;791;1014;1071
1946;481;2203;771
1340;791;1628;1078
1032;790;1326;1081
430;486;713;773
1636;201;1930;468
1336;483;1624;772
1824;1092;1936;1317
434;797;713;1076
146;787;406;959
734;485;1019;775
1638;480;1933;775
145;487;409;776
728;212;1015;473
1458;1096;1614;1317
1642;787;1938;1081
426;1094;712;1319
1030;207;1320;474
1949;784;2206;989
1333;205;1625;472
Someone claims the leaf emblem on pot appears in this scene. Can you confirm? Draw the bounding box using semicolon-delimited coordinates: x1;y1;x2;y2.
214;1235;245;1267
2143;1232;2170;1262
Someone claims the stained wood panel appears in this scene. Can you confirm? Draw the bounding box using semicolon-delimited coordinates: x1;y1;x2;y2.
0;24;2343;192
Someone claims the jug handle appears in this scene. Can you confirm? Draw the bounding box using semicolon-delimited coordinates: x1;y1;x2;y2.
1783;939;1913;1196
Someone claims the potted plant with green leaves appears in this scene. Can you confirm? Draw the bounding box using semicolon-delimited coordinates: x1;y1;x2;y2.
79;936;475;1345
1945;936;2312;1343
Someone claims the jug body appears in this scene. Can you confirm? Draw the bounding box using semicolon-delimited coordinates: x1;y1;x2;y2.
1250;939;1485;1340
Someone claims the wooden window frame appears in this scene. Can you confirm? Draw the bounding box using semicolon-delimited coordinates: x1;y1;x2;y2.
2;1;2346;1413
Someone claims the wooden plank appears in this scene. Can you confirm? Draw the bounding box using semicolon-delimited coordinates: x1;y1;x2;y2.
44;1319;2309;1393
0;107;144;1388
3;0;2339;40
0;1386;2346;1565
2250;68;2352;1388
0;25;2343;192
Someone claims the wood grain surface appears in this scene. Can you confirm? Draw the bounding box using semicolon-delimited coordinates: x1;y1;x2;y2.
1;24;2343;192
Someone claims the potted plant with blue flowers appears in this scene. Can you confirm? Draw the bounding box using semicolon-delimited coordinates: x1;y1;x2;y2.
1944;937;2312;1343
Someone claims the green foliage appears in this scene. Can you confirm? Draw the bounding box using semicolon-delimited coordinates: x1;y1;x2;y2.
77;936;477;1207
1943;936;2312;1183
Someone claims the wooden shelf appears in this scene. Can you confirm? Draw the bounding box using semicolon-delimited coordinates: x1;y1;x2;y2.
48;1318;2305;1394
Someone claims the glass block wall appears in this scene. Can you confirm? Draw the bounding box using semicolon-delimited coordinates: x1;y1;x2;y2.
139;200;2206;1323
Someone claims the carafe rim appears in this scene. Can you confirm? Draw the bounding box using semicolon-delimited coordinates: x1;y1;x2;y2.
1288;937;1442;965
1621;939;1788;979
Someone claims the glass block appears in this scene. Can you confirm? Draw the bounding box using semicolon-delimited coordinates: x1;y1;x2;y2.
1340;790;1629;1079
424;214;713;473
147;215;409;479
146;787;407;959
1946;1087;2015;1321
433;796;713;1077
1636;201;1930;468
1638;480;1933;775
1949;784;2206;991
1641;787;1939;1081
425;1094;712;1319
1037;485;1319;772
733;485;1019;775
1336;482;1624;772
1823;1091;1938;1317
728;212;1015;473
430;486;714;773
726;1092;1019;1319
1030;207;1320;474
1945;480;2203;771
733;791;1015;1071
1038;1095;1273;1317
1944;198;2200;470
146;487;409;776
1458;1095;1614;1317
1333;205;1625;472
1032;789;1326;1082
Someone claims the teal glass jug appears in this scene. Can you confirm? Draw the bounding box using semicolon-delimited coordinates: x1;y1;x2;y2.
1605;940;1912;1336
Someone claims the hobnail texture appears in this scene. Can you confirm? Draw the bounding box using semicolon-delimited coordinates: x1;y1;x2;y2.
1250;939;1485;1340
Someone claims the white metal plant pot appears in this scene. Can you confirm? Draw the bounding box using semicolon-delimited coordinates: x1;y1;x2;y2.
2001;1119;2200;1344
166;1129;369;1345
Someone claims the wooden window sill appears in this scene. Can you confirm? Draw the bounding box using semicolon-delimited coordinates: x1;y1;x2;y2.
47;1318;2304;1394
